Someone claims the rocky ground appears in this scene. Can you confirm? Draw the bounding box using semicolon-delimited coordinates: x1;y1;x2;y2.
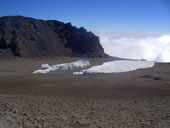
0;57;170;128
1;95;170;128
0;115;15;128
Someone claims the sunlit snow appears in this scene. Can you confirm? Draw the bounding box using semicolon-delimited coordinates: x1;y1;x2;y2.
33;60;90;74
73;60;155;75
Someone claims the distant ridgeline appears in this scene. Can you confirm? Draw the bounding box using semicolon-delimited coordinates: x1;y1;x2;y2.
0;16;108;58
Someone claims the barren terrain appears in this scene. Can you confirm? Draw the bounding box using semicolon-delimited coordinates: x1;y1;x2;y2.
0;57;170;128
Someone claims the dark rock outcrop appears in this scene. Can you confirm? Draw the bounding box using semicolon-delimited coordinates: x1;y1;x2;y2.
0;16;108;58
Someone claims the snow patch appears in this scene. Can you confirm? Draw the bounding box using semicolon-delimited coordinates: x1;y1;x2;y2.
40;64;51;69
73;60;155;75
33;60;90;74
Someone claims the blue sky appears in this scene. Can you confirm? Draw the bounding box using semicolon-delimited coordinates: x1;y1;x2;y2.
0;0;170;32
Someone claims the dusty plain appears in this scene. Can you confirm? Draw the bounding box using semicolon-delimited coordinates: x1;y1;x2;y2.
0;57;170;128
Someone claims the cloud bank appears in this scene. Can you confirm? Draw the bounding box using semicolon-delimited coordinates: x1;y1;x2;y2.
96;32;170;62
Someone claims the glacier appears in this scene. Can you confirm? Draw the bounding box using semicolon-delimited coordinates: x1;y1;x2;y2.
73;60;155;75
33;60;90;74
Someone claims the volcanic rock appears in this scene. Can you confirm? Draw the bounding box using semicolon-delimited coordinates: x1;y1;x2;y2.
0;16;108;58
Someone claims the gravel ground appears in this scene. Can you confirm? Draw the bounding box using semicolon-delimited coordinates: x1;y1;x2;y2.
0;95;170;128
0;115;15;128
0;57;170;128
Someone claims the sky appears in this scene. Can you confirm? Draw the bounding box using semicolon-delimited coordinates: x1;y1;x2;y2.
0;0;170;62
0;0;170;32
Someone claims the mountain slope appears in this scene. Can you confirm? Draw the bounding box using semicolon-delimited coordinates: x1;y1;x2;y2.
0;16;108;58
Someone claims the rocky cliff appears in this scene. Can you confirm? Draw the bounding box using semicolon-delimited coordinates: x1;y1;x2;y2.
0;16;108;58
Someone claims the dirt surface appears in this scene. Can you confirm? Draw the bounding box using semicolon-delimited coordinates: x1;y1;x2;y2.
0;115;15;128
0;57;170;128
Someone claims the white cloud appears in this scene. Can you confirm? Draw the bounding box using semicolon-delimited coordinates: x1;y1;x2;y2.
96;32;170;62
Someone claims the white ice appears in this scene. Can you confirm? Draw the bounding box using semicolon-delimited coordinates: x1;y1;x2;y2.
73;60;155;75
33;60;90;74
